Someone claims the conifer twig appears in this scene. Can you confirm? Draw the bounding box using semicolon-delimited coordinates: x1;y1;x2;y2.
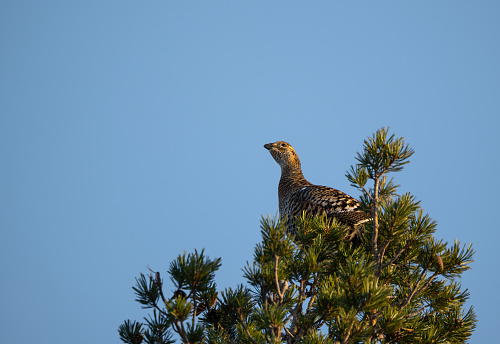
406;303;433;318
381;240;415;271
148;268;169;308
359;184;373;200
284;326;295;341
288;279;306;337
305;277;318;314
274;254;284;303
372;177;381;274
237;310;259;344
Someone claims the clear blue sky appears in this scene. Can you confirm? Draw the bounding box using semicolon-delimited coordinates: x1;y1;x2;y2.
1;1;498;343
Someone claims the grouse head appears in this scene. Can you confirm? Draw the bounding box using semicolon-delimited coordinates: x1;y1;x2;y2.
264;141;301;172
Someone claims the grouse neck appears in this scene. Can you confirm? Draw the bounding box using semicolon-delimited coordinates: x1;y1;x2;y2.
279;168;310;187
280;162;305;176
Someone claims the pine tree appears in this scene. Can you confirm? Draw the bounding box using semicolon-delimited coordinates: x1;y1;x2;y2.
119;128;476;344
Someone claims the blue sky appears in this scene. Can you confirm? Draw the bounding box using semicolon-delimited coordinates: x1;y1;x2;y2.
1;1;499;343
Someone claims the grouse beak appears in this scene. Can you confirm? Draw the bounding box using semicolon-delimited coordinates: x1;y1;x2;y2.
264;143;273;150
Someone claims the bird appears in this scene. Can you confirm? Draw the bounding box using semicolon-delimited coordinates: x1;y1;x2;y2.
264;141;370;240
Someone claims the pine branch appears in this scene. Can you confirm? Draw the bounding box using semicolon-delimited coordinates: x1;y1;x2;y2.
405;302;433;318
171;319;188;343
377;237;391;275
274;254;284;303
152;303;169;318
221;328;238;344
372;176;381;276
284;326;295;342
413;273;439;302
396;269;439;310
341;320;354;344
360;184;373;200
237;310;259;344
287;279;306;338
148;267;169;307
305;276;318;314
381;240;414;272
192;297;198;327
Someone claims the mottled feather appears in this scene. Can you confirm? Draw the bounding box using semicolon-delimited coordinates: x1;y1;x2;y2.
264;141;370;240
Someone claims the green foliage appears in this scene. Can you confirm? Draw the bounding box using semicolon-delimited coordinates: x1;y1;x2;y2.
119;320;145;344
120;128;476;343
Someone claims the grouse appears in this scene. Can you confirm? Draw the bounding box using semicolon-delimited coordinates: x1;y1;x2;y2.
264;141;370;240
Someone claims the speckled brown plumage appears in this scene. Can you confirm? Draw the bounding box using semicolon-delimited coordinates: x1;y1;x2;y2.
264;141;370;240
